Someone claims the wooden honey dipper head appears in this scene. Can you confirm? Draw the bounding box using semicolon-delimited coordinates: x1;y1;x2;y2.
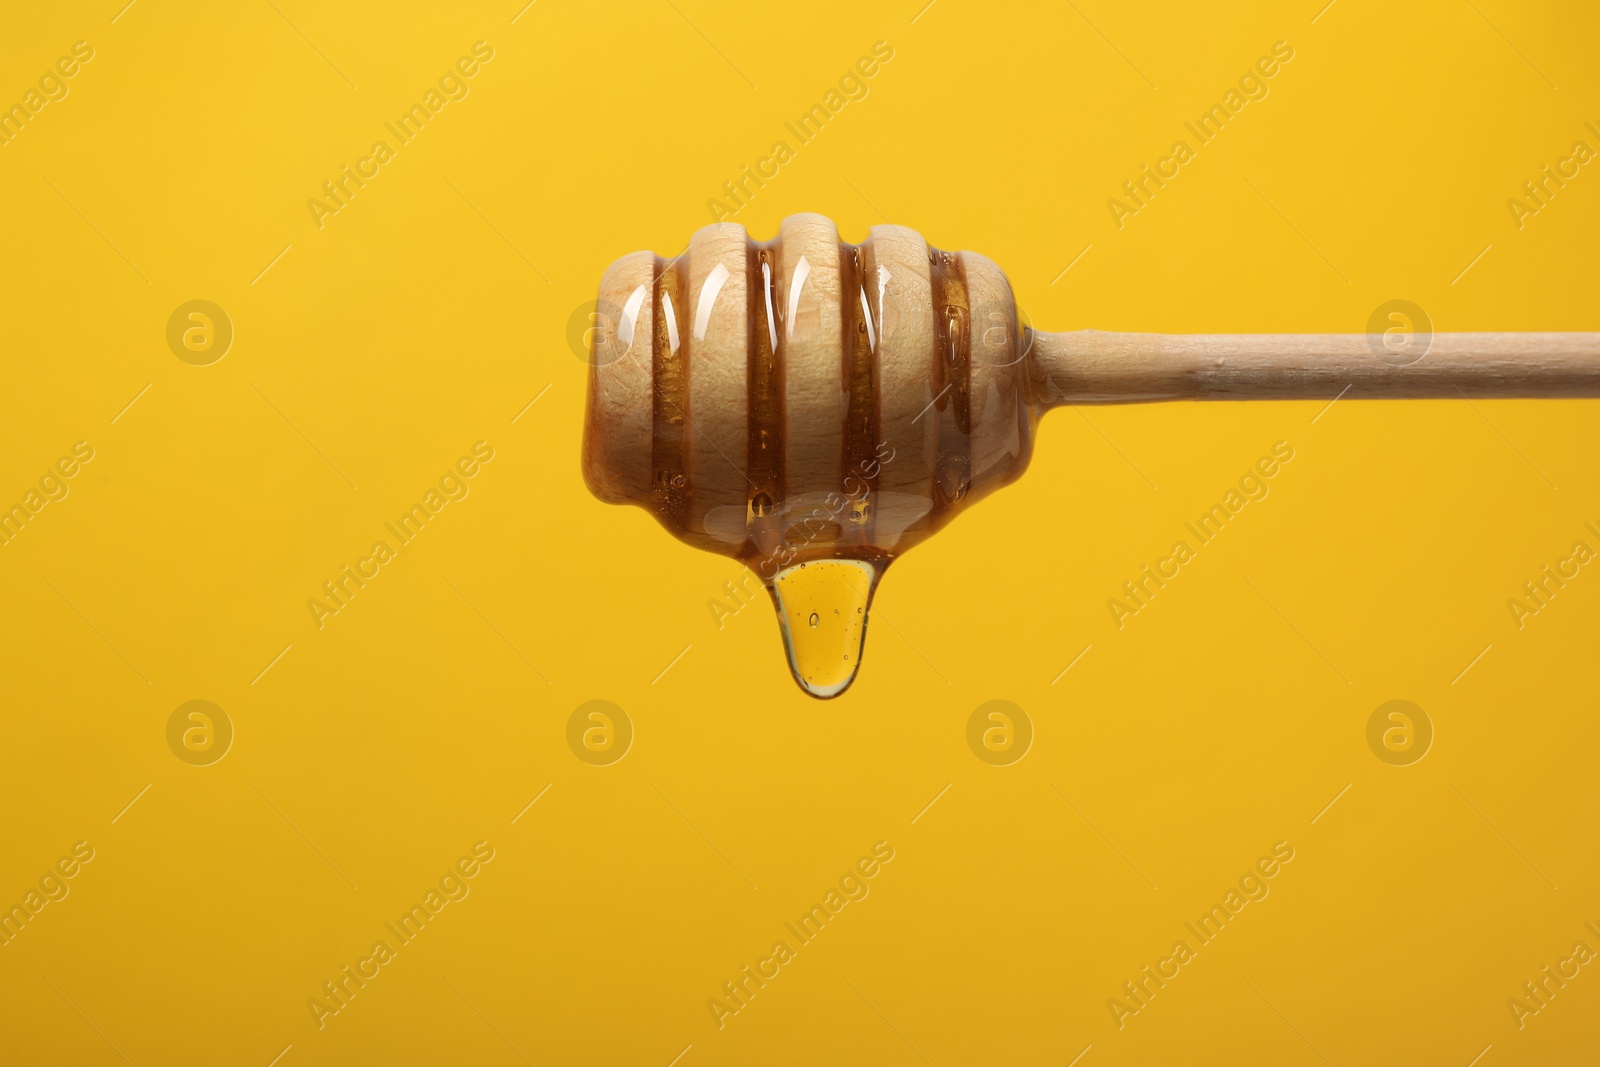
584;213;1600;698
583;213;1037;562
582;213;1037;698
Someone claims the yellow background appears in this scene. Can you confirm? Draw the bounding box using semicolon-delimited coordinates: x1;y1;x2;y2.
2;1;1597;1063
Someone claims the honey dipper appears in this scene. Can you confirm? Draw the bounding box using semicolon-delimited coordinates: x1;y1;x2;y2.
581;213;1600;698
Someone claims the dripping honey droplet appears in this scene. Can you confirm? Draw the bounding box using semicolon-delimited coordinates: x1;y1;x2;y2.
769;559;882;699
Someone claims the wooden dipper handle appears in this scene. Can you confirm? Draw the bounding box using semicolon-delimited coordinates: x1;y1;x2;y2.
1030;330;1600;403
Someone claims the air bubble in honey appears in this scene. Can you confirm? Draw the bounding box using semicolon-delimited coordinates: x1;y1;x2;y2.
770;560;879;698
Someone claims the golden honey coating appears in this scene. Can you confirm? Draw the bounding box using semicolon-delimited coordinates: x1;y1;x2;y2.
583;214;1037;578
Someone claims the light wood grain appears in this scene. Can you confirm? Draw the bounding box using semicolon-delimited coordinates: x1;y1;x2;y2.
869;223;939;550
1030;330;1600;404
778;214;846;523
582;250;655;505
684;222;749;545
